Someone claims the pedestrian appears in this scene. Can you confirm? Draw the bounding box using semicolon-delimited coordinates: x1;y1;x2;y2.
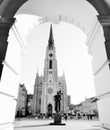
86;114;90;120
64;114;67;121
77;112;80;119
83;113;86;120
90;114;93;120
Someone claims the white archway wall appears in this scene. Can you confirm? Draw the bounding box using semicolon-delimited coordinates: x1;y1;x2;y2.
0;26;24;98
87;16;110;127
88;21;110;95
0;22;25;127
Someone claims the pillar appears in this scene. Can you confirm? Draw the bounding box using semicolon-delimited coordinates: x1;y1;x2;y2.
97;15;110;129
86;14;110;129
98;15;110;60
0;17;15;79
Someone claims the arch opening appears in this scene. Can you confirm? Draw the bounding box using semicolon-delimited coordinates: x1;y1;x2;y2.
14;15;96;105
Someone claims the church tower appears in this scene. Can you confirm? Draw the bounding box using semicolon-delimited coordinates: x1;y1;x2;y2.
44;24;58;83
41;24;58;115
33;24;68;117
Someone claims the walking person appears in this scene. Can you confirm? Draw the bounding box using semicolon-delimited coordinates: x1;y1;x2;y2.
86;113;90;120
64;114;67;121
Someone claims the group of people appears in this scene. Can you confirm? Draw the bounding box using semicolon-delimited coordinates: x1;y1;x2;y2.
76;112;93;120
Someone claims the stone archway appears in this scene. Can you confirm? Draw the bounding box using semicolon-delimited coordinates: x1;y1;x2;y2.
0;0;110;130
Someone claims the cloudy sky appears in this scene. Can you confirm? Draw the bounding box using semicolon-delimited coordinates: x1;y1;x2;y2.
16;14;96;104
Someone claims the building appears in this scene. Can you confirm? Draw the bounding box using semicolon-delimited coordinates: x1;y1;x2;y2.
74;97;98;116
33;25;69;117
16;84;27;117
67;95;71;106
27;94;34;116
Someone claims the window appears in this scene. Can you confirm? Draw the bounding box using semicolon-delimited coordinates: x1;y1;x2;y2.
39;99;41;105
40;82;42;85
49;60;52;69
59;82;61;85
49;53;53;57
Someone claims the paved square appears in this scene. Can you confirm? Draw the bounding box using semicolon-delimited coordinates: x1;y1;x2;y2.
14;119;101;130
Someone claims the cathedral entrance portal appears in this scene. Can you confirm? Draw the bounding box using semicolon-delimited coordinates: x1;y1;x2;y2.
47;104;53;117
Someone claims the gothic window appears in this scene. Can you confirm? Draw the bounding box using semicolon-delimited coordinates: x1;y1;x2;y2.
49;71;52;74
59;82;61;85
49;53;53;57
40;82;42;85
39;98;41;105
49;60;52;69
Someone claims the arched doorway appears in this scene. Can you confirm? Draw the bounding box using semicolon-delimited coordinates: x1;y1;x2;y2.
0;0;110;130
47;104;53;117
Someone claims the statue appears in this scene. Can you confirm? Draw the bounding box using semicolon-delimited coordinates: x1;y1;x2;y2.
54;90;62;112
50;90;66;125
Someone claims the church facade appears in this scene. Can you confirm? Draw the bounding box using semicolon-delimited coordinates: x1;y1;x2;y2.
33;25;68;116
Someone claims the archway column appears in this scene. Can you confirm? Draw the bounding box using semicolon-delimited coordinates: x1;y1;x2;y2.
96;15;110;129
0;17;15;79
98;15;110;61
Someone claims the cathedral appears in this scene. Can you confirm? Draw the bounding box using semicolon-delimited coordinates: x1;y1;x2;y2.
33;24;69;117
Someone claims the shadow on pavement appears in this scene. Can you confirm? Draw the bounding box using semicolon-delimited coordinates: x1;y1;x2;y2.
14;124;50;129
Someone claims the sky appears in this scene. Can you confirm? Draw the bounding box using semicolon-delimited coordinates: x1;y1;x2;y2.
16;14;96;105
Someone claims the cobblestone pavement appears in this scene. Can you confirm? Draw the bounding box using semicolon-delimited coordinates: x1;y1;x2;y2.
14;119;101;130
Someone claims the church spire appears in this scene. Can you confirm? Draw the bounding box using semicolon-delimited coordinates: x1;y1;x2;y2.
36;68;39;75
36;68;39;79
48;24;54;49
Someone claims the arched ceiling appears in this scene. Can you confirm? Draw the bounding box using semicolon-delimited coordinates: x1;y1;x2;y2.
87;0;110;15
16;0;98;35
17;0;97;16
0;0;109;36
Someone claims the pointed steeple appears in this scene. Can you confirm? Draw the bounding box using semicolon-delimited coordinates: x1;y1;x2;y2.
36;68;39;77
48;24;54;49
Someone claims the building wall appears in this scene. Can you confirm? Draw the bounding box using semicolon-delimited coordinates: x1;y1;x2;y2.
67;95;71;106
16;84;27;117
81;98;98;114
27;94;34;115
74;97;98;116
33;75;43;115
33;74;68;115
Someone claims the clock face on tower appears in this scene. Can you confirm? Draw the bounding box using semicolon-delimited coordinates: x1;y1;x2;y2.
48;88;53;94
49;53;53;57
